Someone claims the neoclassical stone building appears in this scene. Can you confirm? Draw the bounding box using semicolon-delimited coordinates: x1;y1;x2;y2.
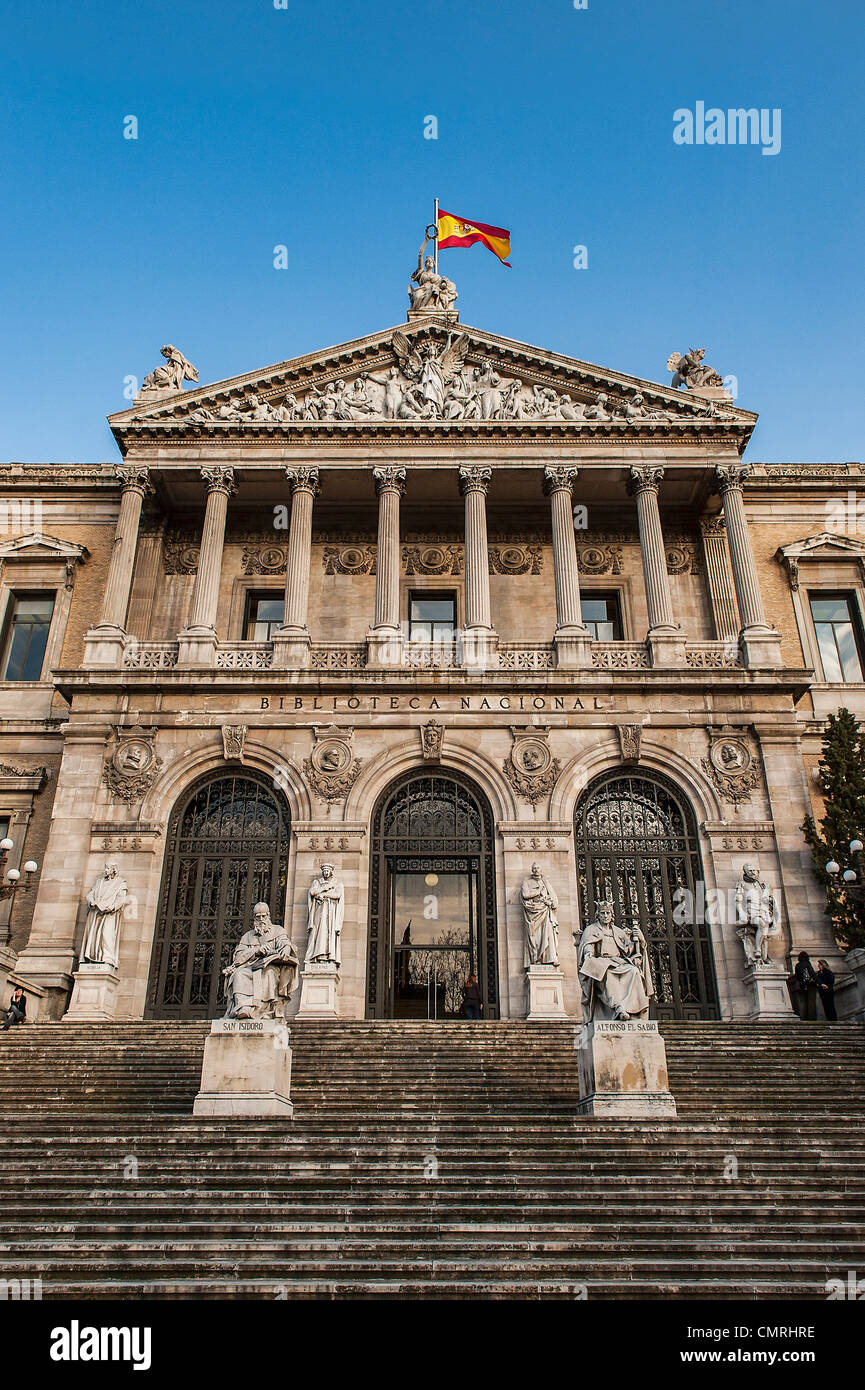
2;292;864;1023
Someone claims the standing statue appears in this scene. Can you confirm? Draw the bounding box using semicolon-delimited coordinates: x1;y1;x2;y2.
734;864;779;966
408;234;459;313
306;863;345;966
666;348;724;391
81;862;128;969
576;900;654;1021
222;902;299;1020
521;862;560;966
141;344;199;393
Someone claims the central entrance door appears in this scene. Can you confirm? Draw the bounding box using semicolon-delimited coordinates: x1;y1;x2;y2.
367;770;499;1019
392;859;479;1018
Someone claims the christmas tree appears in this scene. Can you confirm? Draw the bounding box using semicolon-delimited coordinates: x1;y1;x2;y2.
802;707;865;950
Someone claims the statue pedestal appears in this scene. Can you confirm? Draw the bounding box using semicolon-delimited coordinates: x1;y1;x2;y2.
577;1020;677;1118
297;961;340;1019
743;963;796;1021
525;964;567;1020
193;1019;294;1118
65;963;120;1021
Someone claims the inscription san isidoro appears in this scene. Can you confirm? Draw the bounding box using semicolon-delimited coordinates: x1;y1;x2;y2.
259;693;614;712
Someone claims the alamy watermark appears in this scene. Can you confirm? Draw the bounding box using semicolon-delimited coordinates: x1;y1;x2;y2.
674;102;781;157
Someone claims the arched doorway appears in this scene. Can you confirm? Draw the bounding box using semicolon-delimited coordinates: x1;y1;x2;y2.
366;769;499;1019
146;769;290;1019
574;769;719;1020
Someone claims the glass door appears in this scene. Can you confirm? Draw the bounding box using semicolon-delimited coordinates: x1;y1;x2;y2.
390;858;478;1019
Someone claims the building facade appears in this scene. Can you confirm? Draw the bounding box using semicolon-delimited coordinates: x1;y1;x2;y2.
2;295;864;1023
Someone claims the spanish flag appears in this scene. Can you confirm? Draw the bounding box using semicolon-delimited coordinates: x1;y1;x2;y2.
437;210;511;266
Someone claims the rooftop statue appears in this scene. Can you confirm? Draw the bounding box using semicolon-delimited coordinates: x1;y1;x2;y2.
666;347;724;391
141;344;199;394
408;233;458;314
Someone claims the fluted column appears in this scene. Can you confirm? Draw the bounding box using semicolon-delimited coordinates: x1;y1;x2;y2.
178;466;236;666
272;467;319;669
715;465;782;667
543;467;591;667
628;465;686;665
83;465;153;667
458;468;493;631
367;467;406;667
699;514;738;643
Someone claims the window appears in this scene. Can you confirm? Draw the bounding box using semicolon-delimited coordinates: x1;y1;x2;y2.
243;593;284;641
1;593;55;681
809;593;865;682
0;817;9;843
581;592;622;640
409;593;457;643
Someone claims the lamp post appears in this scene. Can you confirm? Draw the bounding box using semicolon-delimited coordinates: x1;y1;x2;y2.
825;839;865;907
0;838;39;902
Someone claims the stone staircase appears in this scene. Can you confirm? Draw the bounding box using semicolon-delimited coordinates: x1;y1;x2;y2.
1;1019;864;1299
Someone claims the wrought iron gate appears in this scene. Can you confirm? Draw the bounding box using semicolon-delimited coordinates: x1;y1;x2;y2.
574;770;719;1020
367;770;499;1018
146;771;290;1019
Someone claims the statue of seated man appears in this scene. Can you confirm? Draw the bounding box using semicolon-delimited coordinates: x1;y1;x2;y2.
576;901;654;1021
222;902;299;1021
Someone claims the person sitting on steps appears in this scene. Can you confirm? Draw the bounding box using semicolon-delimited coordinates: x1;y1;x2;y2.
1;985;26;1030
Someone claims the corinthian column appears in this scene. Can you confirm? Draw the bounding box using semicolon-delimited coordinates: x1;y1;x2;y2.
458;468;493;630
715;465;782;667
628;464;686;665
177;466;236;667
271;467;319;669
83;465;153;667
367;466;406;667
543;467;591;668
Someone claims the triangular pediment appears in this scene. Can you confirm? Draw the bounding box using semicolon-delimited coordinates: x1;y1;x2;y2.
779;532;865;561
0;532;89;562
109;318;755;447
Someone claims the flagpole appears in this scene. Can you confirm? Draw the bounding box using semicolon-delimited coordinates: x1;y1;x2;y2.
434;197;439;274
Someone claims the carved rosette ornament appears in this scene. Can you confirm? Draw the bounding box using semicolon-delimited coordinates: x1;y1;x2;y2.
503;729;561;807
102;729;161;805
701;729;760;805
420;721;444;762
303;727;363;804
222;725;248;762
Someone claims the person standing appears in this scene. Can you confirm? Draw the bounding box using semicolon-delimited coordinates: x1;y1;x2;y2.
794;951;818;1020
816;959;837;1020
1;986;26;1030
462;975;483;1021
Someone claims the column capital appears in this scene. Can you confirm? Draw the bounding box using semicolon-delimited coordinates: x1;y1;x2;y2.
627;464;665;497
200;465;237;497
542;466;579;497
458;466;492;497
285;466;320;498
700;512;727;538
373;466;406;497
114;464;153;499
714;463;751;496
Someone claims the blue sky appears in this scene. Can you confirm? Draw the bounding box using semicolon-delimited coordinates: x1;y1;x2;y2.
1;0;863;461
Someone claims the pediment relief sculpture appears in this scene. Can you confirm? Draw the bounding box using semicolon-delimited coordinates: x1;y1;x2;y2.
123;324;746;433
